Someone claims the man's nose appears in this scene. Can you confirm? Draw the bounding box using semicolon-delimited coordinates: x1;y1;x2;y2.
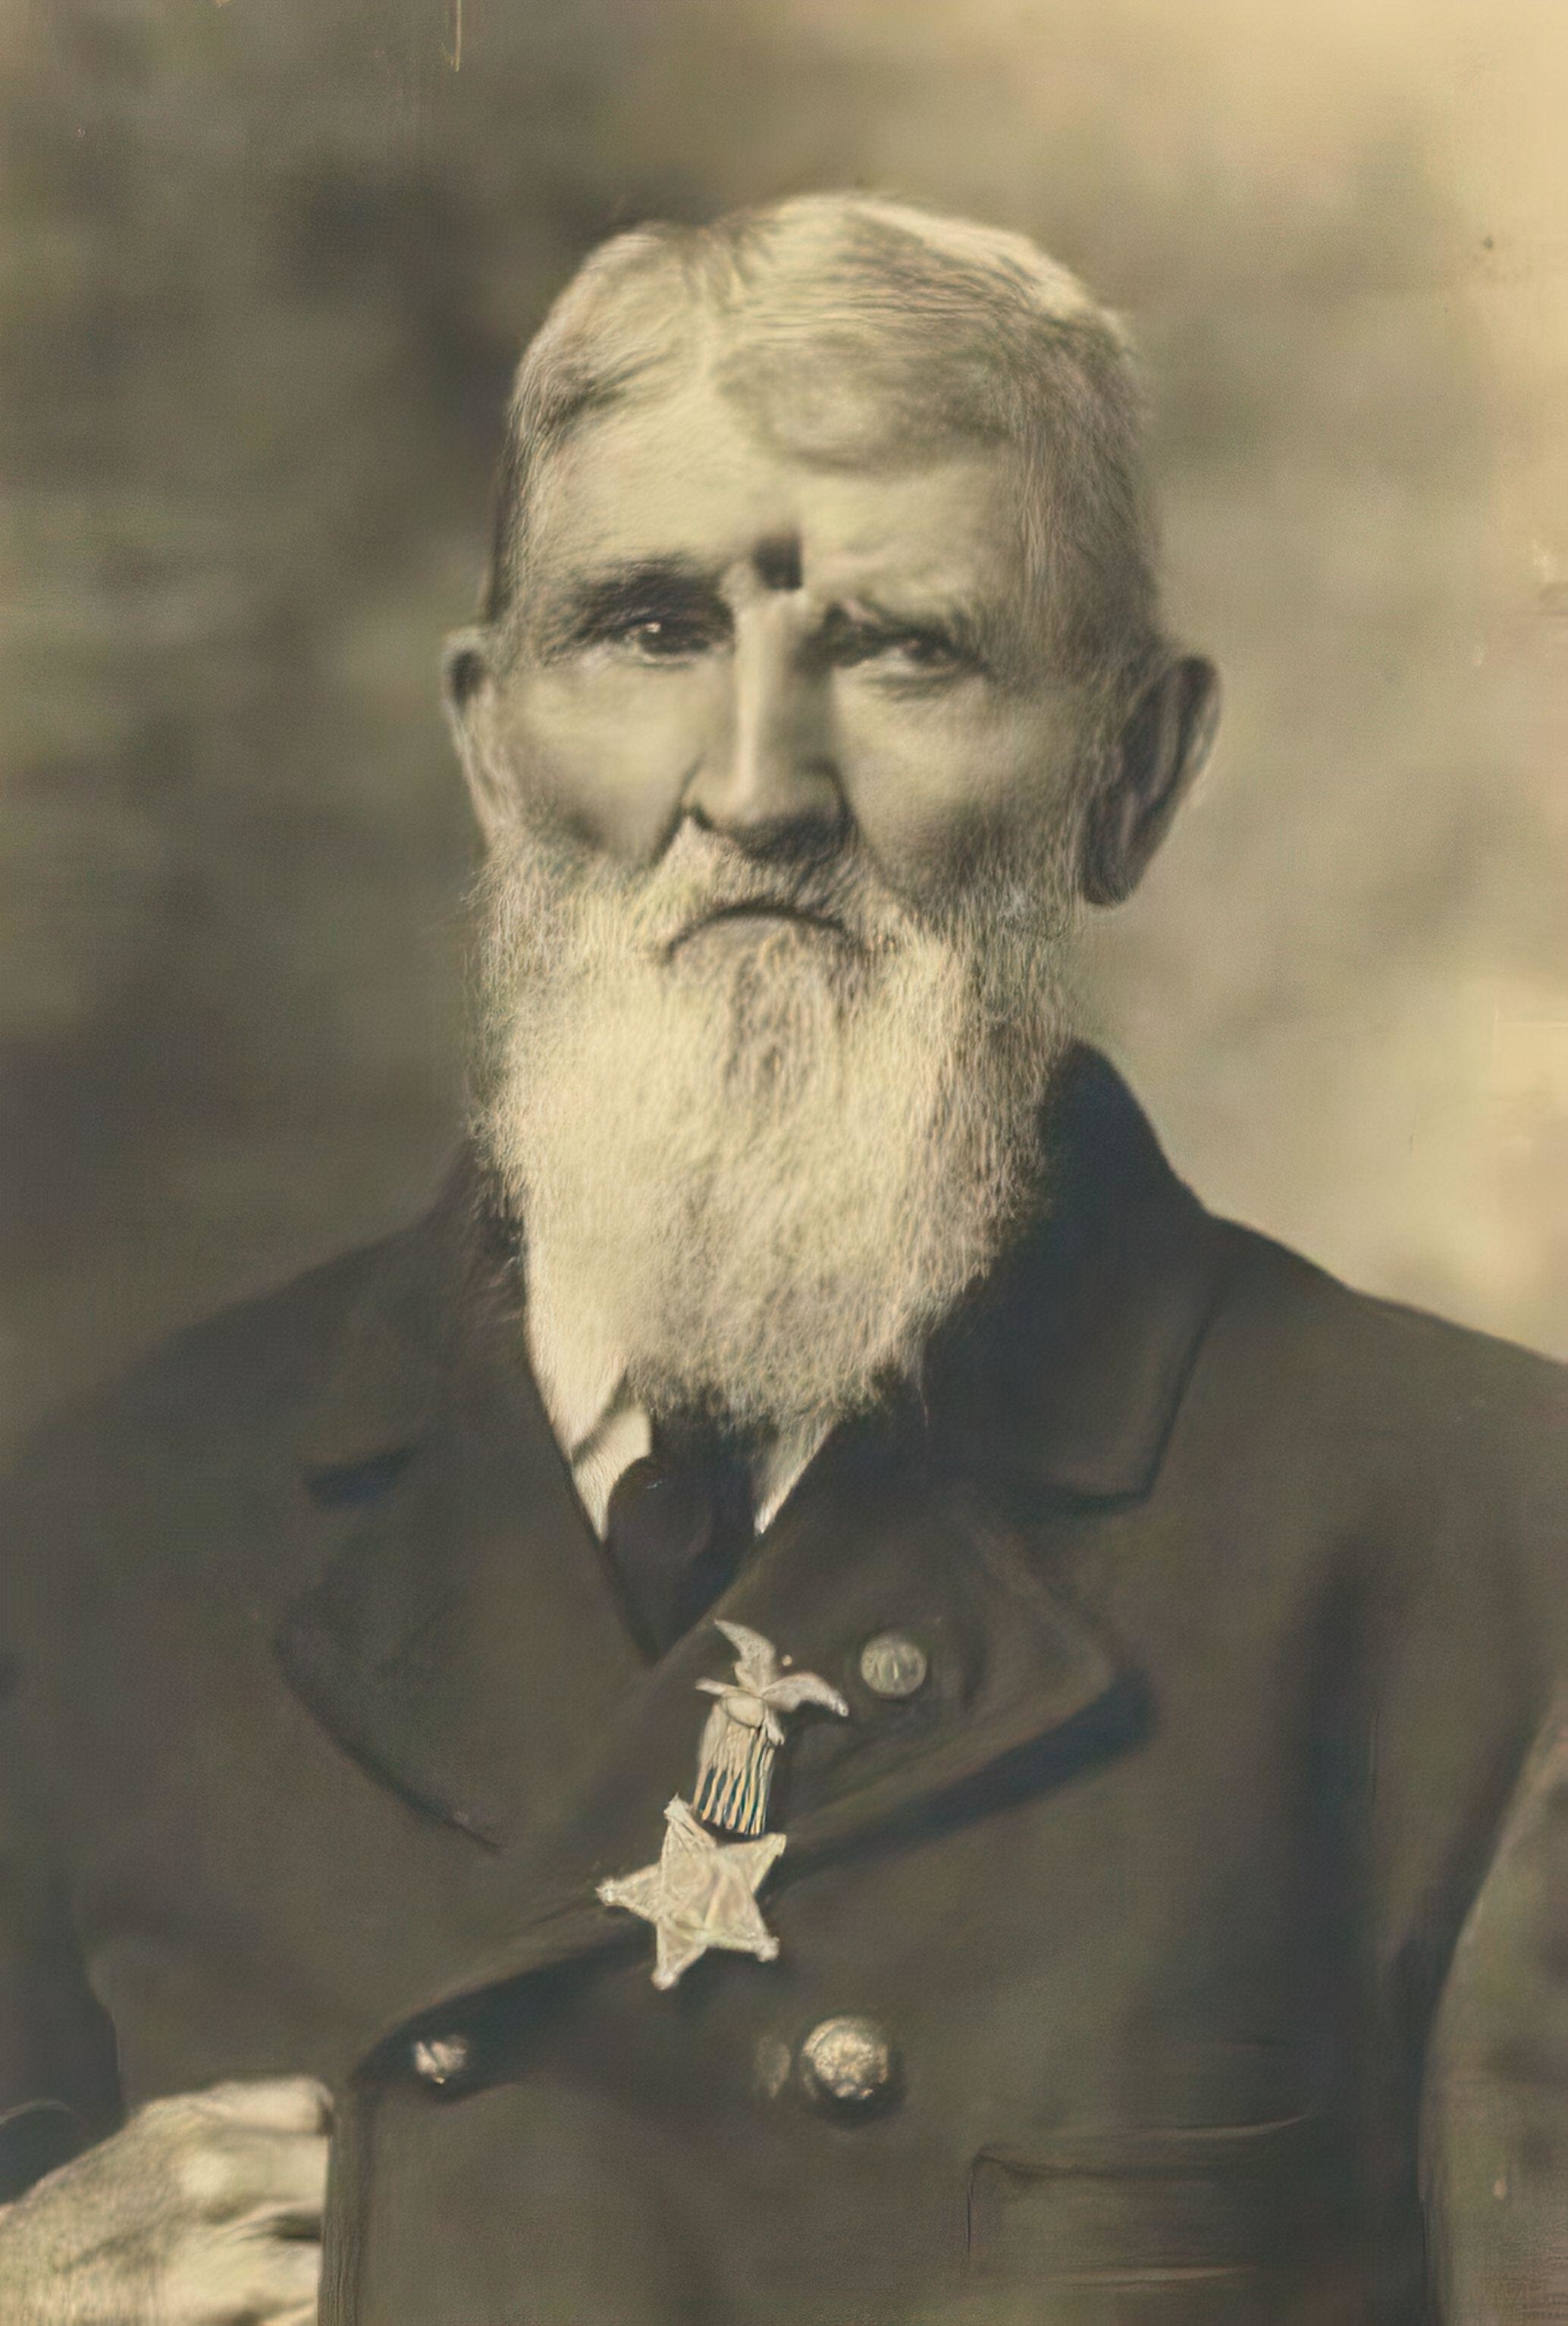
683;599;846;860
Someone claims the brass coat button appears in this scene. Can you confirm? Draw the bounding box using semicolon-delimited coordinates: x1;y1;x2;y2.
858;1632;928;1699
411;2034;472;2087
798;2016;899;2113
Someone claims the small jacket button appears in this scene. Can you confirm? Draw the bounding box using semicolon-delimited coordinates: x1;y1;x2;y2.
858;1632;928;1699
411;2034;472;2088
798;2016;899;2114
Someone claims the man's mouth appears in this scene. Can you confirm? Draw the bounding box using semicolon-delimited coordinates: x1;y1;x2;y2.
665;899;851;956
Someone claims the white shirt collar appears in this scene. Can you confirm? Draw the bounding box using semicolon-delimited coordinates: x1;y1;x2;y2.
522;1270;828;1539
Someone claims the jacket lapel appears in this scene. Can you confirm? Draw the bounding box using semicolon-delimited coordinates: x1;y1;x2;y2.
369;1417;1143;2052
277;1165;649;1849
271;1051;1231;2058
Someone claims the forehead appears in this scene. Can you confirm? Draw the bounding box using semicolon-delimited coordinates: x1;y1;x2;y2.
522;366;1030;605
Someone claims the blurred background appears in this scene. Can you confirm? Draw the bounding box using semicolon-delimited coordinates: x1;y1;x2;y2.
2;0;1565;1450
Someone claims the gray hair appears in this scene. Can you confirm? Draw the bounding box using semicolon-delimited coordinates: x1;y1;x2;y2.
481;193;1165;704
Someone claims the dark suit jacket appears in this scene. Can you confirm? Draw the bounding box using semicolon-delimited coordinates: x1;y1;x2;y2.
3;1051;1566;2324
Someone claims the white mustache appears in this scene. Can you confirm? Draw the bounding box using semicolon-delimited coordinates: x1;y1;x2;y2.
622;829;911;959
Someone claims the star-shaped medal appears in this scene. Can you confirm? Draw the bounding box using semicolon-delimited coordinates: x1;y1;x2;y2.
598;1796;787;1989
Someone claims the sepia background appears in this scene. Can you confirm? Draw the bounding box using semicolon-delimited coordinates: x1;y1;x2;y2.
2;0;1565;1452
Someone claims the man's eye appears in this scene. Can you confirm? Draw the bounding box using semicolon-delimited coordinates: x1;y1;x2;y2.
608;615;718;660
882;632;962;672
825;616;971;679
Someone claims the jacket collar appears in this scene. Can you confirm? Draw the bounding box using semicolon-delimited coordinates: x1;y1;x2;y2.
293;1151;497;1500
923;1044;1228;1502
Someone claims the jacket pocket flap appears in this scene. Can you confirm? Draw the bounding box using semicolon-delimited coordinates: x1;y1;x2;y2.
968;2114;1338;2283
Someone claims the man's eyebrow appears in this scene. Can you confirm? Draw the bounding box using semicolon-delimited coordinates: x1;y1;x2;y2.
531;558;726;656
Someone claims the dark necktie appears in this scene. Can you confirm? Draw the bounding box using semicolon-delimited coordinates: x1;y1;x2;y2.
602;1423;757;1660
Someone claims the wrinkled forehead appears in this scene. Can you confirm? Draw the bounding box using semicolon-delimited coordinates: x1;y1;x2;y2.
522;359;1031;641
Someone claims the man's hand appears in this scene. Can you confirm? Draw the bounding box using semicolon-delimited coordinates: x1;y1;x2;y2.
0;2075;330;2324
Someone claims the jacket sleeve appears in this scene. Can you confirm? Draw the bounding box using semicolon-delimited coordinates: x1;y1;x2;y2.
0;1445;124;2199
1422;1358;1568;2321
1424;1704;1568;2320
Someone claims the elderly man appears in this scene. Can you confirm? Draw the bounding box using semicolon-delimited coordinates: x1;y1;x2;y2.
2;194;1566;2325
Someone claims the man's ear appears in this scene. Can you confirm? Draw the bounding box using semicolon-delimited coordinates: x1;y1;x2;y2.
441;625;513;847
1079;653;1221;907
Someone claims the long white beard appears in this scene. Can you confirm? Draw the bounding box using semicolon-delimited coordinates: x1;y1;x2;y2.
473;818;1078;1437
